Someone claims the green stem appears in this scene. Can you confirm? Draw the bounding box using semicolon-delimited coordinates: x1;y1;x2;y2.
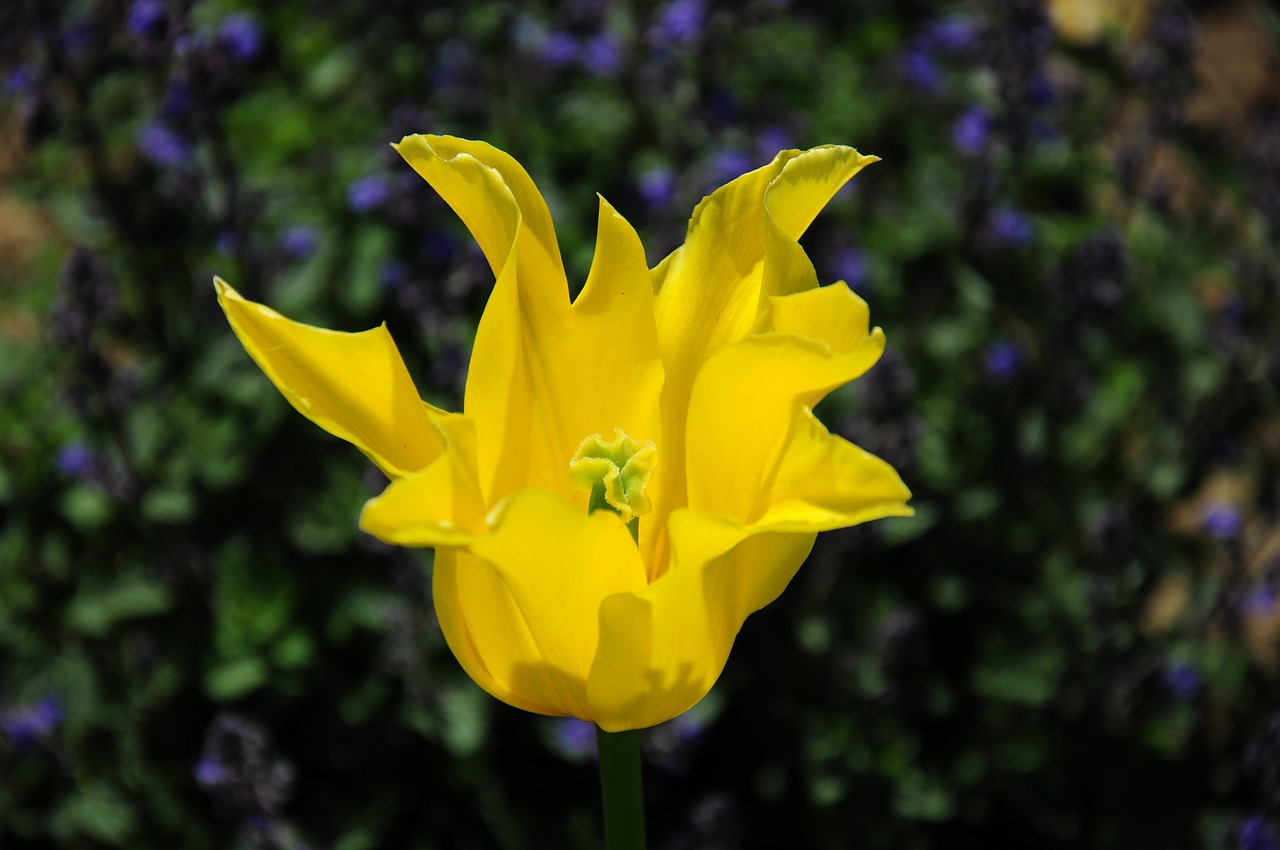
596;727;646;850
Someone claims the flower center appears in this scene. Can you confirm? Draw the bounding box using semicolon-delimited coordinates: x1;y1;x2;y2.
569;430;657;530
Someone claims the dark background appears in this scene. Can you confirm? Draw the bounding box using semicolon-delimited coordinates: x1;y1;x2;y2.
2;0;1279;847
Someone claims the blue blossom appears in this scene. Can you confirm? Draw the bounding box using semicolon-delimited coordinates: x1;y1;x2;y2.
552;717;597;761
1247;580;1277;614
347;175;391;214
218;15;264;62
194;756;230;787
136;121;190;168
637;166;677;209
1026;74;1056;109
920;17;980;53
380;260;409;289
421;228;455;267
900;49;944;93
829;247;870;292
1161;662;1201;700
433;39;474;88
651;0;705;45
1201;501;1242;539
159;79;193;119
1241;817;1279;850
55;441;93;477
127;0;167;41
4;66;36;99
754;125;792;160
1;697;63;752
951;106;991;156
582;32;623;77
539;32;580;69
709;149;753;186
988;207;1035;247
279;225;319;260
983;340;1022;382
215;230;237;258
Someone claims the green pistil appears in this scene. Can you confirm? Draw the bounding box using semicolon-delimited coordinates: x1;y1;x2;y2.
569;430;657;528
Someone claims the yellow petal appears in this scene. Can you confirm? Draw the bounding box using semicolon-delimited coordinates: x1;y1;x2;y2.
433;547;566;716
589;510;815;731
760;406;913;531
468;490;648;720
358;413;488;546
766;282;870;352
394;141;663;510
394;135;565;290
649;147;876;537
685;331;884;523
215;277;444;478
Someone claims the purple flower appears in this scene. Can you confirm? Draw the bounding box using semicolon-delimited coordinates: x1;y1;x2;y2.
4;66;36;99
1161;662;1201;700
347;175;391;214
1;697;63;752
279;225;319;260
218;15;264;62
539;32;580;69
987;208;1034;247
983;340;1021;382
1241;817;1280;850
380;260;409;289
433;39;474;88
421;228;455;267
754;125;792;160
829;247;870;292
553;718;597;761
920;17;979;53
1201;501;1242;539
652;0;705;45
159;79;193;119
215;230;238;258
1247;580;1277;614
55;441;93;477
637;166;677;209
900;49;943;93
951;106;990;156
1026;74;1055;108
194;756;230;787
136;121;190;168
127;0;167;41
582;32;623;77
709;149;753;186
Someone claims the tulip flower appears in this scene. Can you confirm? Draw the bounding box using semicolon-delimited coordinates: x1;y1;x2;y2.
216;135;911;735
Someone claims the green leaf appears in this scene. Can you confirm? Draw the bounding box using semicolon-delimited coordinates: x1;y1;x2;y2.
969;645;1064;706
204;655;268;701
67;576;173;637
48;781;137;845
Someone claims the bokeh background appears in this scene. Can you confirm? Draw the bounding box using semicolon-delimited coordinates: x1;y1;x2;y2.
3;0;1280;847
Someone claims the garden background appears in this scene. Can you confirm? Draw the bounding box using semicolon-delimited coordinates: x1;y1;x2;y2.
2;0;1280;847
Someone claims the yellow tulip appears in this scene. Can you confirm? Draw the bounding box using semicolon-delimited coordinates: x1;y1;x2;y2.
216;135;912;731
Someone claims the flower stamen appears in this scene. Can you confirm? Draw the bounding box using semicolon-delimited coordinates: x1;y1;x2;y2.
569;430;657;529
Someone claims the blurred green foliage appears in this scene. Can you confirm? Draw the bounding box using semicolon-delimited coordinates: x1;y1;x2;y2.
2;0;1280;848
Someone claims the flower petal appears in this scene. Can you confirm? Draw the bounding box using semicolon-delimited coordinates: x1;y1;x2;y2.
759;406;913;531
433;547;566;716
649;147;877;539
589;511;815;731
394;140;663;511
394;135;565;289
358;413;488;546
766;281;870;353
215;277;444;478
468;490;648;720
685;330;884;524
